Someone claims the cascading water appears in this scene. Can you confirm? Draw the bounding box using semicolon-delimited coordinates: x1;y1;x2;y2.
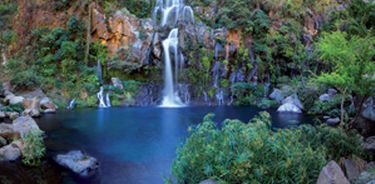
160;29;184;107
153;0;194;26
153;0;194;107
96;60;111;108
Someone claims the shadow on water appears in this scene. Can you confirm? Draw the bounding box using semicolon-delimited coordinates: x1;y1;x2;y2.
1;106;312;184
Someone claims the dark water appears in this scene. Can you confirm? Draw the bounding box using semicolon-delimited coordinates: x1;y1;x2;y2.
1;106;311;184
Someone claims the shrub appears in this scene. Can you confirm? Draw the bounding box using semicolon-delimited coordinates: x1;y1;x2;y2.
231;82;264;105
172;112;326;183
22;129;46;166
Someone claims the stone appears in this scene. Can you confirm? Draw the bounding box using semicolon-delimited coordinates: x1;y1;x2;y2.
328;88;338;96
0;136;7;147
199;179;217;184
364;136;375;151
343;157;367;181
269;88;284;102
317;160;350;184
282;94;304;110
0;142;22;161
55;150;99;177
111;77;124;90
362;98;375;122
5;112;19;120
22;97;40;117
277;103;302;113
326;117;340;126
319;94;332;101
151;32;162;60
4;94;24;105
40;97;56;113
356;170;375;184
0;123;18;139
0;111;5;118
12;115;40;138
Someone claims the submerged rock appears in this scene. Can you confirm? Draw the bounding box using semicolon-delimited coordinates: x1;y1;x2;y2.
317;160;350;184
55;150;99;177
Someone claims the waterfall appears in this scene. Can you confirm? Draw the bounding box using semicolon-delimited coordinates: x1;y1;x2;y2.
153;0;194;26
160;29;184;107
96;60;111;108
67;98;76;110
153;0;194;107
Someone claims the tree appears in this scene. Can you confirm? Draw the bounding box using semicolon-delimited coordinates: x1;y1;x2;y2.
315;30;375;125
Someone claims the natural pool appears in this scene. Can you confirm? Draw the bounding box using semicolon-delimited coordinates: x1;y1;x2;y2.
1;106;312;184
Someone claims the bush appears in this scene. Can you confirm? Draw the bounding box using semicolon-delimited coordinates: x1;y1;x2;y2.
22;129;46;166
172;112;326;183
231;82;264;105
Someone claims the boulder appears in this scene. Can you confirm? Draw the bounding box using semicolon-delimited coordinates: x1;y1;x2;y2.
40;97;57;113
151;32;162;60
328;88;338;96
282;94;304;110
319;94;332;101
0;142;22;161
12;116;40;138
199;179;217;184
0;123;18;139
277;103;302;113
269;88;284;102
22;97;40;117
343;157;367;181
55;150;99;177
4;94;24;105
317;160;350;184
111;77;124;90
326;117;340;126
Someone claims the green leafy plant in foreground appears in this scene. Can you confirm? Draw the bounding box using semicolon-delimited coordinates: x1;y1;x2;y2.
172;112;366;184
22;129;46;166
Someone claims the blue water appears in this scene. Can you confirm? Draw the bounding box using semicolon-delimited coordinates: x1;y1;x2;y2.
36;106;311;184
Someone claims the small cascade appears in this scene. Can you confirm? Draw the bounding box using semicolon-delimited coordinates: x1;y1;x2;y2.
96;60;111;108
97;86;111;108
67;98;76;110
153;0;194;26
211;61;227;106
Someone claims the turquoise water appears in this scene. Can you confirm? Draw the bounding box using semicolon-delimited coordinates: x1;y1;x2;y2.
35;106;310;184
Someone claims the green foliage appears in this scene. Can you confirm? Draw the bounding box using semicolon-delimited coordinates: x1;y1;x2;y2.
1;103;25;113
22;129;46;166
101;0;154;18
172;112;328;183
315;31;375;98
309;94;354;117
230;82;264;105
53;0;73;11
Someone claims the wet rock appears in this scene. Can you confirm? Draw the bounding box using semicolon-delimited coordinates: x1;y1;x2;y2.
317;160;350;184
282;94;304;110
111;77;124;90
55;150;99;177
0;123;18;139
4;94;24;105
151;33;162;60
12;116;40;138
40;97;57;113
0;142;22;161
326;117;340;126
22;97;40;117
199;179;217;184
269;88;284;102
